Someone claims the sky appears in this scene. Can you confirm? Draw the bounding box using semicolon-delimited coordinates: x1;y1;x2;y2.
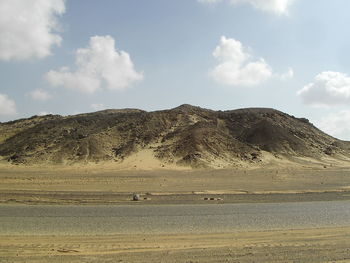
2;0;350;140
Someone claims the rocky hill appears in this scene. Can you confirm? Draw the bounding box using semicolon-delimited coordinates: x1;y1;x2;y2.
1;104;350;168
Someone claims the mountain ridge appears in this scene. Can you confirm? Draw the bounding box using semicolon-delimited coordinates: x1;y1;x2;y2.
1;105;349;168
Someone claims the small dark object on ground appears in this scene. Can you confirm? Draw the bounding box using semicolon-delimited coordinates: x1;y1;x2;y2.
133;194;140;201
204;197;224;201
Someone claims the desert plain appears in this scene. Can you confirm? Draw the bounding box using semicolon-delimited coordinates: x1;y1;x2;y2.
1;162;350;262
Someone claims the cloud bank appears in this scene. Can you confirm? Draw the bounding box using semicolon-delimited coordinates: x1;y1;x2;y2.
198;0;295;15
316;110;350;141
90;103;105;111
0;0;65;61
46;35;143;93
211;36;273;86
297;71;350;107
29;89;52;101
280;68;294;80
0;94;16;116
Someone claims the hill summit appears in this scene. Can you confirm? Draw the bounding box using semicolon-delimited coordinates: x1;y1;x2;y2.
1;104;350;168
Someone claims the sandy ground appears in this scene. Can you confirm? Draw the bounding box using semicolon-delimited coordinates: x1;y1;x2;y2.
1;164;350;262
1;164;350;205
1;227;350;262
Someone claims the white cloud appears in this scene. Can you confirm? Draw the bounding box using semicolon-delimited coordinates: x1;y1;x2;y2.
0;93;16;116
211;36;273;86
280;68;294;80
46;35;143;94
29;89;52;101
0;0;65;61
297;71;350;107
90;103;105;111
198;0;295;15
316;110;350;141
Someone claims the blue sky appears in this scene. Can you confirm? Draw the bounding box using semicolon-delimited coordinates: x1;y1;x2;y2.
2;0;350;139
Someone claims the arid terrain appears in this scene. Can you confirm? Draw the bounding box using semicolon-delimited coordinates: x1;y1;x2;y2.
2;227;350;263
1;164;350;262
1;105;350;262
1;164;350;205
1;105;350;168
